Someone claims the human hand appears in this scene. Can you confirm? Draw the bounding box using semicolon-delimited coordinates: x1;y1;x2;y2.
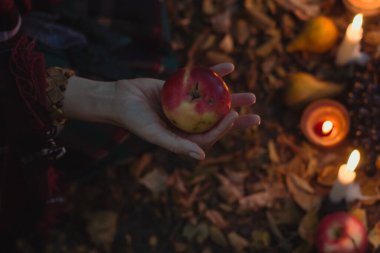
111;63;260;160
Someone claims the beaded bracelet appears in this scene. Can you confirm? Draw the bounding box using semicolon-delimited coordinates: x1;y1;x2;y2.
45;67;75;126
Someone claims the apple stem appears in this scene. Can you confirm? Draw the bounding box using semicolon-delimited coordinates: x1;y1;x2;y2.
190;82;201;101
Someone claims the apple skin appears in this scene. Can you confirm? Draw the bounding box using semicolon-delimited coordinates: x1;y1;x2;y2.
316;212;368;253
161;67;231;133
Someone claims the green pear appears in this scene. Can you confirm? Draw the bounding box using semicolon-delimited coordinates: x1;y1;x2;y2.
284;72;344;107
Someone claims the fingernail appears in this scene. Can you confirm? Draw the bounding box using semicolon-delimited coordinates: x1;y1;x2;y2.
189;151;203;160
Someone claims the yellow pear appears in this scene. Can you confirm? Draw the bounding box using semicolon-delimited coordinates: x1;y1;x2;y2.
287;16;338;53
284;72;344;107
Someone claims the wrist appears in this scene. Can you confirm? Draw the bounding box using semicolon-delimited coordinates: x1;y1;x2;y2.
62;76;116;124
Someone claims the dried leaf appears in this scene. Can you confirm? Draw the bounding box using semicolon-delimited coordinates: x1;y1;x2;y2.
182;222;198;241
298;210;318;243
269;201;303;225
286;173;321;211
235;19;250;45
202;0;215;15
368;221;380;250
364;30;380;46
239;191;273;211
288;173;315;194
227;232;249;252
200;34;217;50
251;230;271;249
86;210;118;253
204;209;229;229
196;223;209;244
225;169;249;193
131;153;152;178
268;139;280;163
244;0;275;29
255;30;281;57
317;164;339;187
182;222;209;244
205;51;235;65
360;178;380;205
209;225;228;248
139;168;168;197
274;0;321;20
241;181;285;211
167;170;188;194
219;33;234;53
210;10;231;33
216;173;243;203
179;185;201;209
174;242;188;252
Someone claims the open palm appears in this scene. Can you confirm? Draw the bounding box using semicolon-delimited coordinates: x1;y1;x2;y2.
112;63;260;160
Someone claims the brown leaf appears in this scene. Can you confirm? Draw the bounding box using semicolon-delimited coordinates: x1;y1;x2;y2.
298;210;318;244
268;139;280;163
209;225;228;248
202;0;215;15
251;229;271;249
182;222;209;244
216;173;243;203
205;209;229;229
86;210;118;253
235;19;250;45
364;30;380;46
239;191;273;211
131;153;152;178
205;51;235;65
210;10;232;33
255;30;281;57
228;232;249;252
244;0;275;29
360;178;380;205
139;168;168;196
317;164;339;187
219;33;234;53
368;221;380;250
167;170;188;194
274;0;321;20
225;169;249;193
179;185;202;209
286;173;321;211
200;34;217;50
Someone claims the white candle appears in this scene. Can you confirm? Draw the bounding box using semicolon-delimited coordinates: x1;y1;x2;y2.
335;14;368;66
329;149;360;203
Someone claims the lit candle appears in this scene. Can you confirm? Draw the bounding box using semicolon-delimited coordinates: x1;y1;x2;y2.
329;149;360;203
335;14;369;66
300;99;350;148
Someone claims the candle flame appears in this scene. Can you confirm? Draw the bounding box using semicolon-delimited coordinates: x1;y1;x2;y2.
321;121;333;134
346;149;360;172
352;14;363;30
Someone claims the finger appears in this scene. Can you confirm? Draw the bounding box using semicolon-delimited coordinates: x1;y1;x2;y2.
197;110;239;145
211;63;235;77
231;93;256;107
145;125;206;160
232;114;261;129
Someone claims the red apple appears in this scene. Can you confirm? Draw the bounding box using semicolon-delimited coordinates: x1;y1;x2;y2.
316;212;368;253
161;66;231;133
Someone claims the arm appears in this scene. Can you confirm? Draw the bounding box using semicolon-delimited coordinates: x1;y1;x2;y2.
62;63;261;160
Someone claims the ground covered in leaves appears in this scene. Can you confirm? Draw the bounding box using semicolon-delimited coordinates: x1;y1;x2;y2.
18;0;380;252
